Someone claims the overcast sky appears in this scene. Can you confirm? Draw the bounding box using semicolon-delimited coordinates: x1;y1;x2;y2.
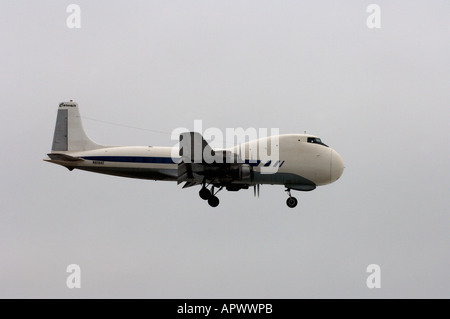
1;0;449;298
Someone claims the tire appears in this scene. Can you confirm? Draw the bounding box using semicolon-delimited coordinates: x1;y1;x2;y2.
208;196;220;207
286;197;298;208
199;187;211;200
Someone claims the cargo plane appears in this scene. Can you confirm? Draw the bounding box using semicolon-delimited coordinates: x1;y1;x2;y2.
44;101;344;208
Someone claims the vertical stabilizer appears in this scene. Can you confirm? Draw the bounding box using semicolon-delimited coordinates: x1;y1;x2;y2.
51;101;104;152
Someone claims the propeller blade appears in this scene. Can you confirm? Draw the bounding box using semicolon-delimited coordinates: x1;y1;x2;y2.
254;185;256;197
257;184;260;198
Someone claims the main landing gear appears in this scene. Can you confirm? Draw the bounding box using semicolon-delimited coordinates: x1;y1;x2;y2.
199;184;222;208
285;188;298;208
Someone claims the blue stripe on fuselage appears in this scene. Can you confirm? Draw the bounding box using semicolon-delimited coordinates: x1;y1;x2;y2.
244;159;261;167
82;156;179;164
82;156;265;166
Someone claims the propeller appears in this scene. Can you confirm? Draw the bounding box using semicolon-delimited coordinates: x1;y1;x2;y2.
253;184;260;198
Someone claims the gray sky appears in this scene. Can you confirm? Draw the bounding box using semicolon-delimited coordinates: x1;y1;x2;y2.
1;0;449;298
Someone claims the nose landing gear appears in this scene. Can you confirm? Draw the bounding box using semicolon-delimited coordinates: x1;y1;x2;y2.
285;188;298;208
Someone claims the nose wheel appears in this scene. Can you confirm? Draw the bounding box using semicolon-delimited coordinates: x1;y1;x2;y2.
285;188;298;208
286;196;298;208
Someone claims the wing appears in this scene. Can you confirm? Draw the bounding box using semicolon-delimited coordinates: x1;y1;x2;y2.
177;132;252;189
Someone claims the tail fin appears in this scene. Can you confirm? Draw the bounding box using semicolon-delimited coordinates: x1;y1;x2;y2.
51;101;104;152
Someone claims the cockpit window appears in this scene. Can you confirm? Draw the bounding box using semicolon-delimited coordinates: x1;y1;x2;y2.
307;137;328;147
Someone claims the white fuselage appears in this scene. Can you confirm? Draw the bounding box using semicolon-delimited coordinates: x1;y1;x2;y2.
46;134;344;190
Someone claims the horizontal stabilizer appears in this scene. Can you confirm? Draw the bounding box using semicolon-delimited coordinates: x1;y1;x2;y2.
46;153;84;162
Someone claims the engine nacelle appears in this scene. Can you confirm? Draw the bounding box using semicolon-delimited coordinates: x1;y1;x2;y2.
239;164;252;181
203;163;253;183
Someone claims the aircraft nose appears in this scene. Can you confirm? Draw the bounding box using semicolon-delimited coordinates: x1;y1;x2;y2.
331;149;344;183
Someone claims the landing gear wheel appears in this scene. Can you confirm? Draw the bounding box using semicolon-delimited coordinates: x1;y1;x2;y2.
286;197;298;208
208;196;220;207
199;187;212;200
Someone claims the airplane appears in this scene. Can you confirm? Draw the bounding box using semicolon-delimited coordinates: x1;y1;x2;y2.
44;101;344;208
